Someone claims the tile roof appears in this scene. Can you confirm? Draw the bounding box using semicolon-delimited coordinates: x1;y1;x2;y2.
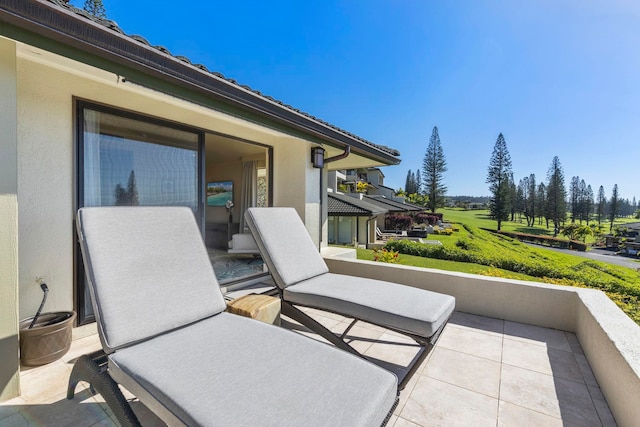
364;195;423;212
328;193;388;216
28;0;400;160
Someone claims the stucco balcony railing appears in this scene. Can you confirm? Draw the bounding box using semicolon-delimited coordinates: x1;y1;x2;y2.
324;255;640;427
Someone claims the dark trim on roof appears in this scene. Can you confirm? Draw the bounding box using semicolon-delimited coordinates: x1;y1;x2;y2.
328;193;387;216
364;195;422;212
0;0;401;165
379;184;397;192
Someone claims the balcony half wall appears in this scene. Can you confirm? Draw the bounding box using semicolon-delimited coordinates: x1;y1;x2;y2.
324;256;640;427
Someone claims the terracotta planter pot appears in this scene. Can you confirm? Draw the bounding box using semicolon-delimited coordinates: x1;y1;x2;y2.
19;311;76;366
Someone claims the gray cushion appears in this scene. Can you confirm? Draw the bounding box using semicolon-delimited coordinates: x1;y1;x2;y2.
246;206;455;338
109;312;398;427
285;273;455;337
246;207;329;288
76;207;227;353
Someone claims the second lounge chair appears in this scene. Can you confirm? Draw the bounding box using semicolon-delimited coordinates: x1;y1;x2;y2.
246;207;456;389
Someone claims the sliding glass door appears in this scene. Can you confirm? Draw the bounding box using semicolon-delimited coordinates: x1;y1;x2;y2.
75;101;204;323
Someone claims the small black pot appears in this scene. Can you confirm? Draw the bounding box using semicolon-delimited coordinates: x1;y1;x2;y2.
19;311;76;366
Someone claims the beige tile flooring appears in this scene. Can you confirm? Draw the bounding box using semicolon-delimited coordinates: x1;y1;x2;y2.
0;311;617;426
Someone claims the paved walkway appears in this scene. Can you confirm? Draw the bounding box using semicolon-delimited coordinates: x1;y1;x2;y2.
525;243;639;269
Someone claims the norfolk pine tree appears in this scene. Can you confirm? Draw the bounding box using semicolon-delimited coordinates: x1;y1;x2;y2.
584;184;594;224
546;156;567;235
84;0;107;18
527;174;537;227
610;184;619;231
596;185;606;224
486;133;512;230
404;170;415;194
422;126;447;213
536;182;547;226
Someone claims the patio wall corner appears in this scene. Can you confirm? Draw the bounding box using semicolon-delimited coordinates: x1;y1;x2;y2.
575;289;640;427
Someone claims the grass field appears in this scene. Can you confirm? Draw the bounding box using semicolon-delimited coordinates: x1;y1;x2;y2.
440;208;638;240
358;209;640;324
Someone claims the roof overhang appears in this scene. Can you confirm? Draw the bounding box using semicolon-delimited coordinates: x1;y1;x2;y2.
0;0;401;167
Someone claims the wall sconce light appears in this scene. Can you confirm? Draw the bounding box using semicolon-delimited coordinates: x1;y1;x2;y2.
311;147;325;169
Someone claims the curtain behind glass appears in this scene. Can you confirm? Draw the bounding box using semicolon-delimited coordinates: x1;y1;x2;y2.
83;110;102;207
239;160;257;232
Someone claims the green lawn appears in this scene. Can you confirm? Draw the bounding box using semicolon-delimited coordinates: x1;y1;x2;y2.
440;208;638;243
358;215;640;324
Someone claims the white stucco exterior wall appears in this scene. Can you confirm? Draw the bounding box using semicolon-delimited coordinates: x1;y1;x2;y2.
0;37;20;401
17;57;75;318
270;138;325;245
14;52;320;319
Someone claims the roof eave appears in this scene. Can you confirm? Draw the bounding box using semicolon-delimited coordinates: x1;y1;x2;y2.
0;0;401;166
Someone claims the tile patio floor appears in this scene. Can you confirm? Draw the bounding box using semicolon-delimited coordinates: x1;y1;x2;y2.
0;311;617;426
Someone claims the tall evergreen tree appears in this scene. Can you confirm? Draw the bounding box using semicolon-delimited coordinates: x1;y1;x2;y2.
486;133;512;230
84;0;107;18
114;170;139;206
584;184;594;225
527;174;536;227
404;170;415;194
127;170;139;206
421;126;447;212
510;173;518;222
545;156;566;235
609;184;619;231
518;177;528;223
596;185;606;224
569;176;580;223
536;182;547;226
415;169;422;194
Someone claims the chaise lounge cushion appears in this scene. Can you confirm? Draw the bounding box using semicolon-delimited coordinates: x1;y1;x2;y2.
246;207;329;288
77;207;227;353
285;273;455;337
109;312;398;427
246;207;455;338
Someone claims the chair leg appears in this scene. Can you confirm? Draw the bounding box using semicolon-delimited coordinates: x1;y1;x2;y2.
283;302;452;391
68;353;141;427
281;302;361;357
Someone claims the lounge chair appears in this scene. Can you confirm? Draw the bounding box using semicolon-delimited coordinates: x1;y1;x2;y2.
375;226;399;241
68;206;398;426
246;207;455;389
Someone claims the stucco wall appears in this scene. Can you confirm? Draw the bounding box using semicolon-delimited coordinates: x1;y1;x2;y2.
325;257;577;331
576;290;640;427
324;257;640;427
17;57;75;319
15;54;315;319
0;37;20;402
270;139;324;244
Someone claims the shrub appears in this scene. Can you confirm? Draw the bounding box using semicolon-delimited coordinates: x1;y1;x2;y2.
385;214;412;230
455;238;475;250
373;248;399;263
414;212;439;225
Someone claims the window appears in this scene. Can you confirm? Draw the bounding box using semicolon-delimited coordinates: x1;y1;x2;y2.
75;101;203;323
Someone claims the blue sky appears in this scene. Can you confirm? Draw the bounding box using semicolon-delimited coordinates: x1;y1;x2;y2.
78;1;639;200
